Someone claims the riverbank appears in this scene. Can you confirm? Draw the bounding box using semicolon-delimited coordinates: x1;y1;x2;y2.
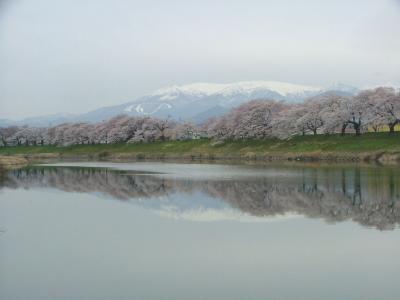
1;133;400;166
0;155;29;169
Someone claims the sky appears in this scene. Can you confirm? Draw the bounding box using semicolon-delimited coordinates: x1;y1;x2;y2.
1;0;400;120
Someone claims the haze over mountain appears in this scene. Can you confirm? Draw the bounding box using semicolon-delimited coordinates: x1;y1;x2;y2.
0;80;362;127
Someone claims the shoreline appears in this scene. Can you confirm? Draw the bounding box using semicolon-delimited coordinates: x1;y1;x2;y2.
0;155;29;169
1;150;400;169
1;134;400;168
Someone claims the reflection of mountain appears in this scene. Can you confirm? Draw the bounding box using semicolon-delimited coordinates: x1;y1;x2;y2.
1;166;400;230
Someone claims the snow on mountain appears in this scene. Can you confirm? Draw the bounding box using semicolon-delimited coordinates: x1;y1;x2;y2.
105;80;326;122
1;81;362;127
150;81;321;100
125;103;173;115
151;83;229;98
219;81;321;97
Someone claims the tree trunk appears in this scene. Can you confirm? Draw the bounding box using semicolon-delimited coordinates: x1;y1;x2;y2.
160;132;165;141
355;124;361;136
389;123;396;134
388;121;398;134
341;123;348;136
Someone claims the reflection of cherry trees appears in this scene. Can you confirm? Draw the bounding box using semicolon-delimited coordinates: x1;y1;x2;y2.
2;166;400;230
3;167;177;200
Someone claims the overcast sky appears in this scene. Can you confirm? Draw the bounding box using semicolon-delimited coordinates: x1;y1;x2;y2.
1;0;400;119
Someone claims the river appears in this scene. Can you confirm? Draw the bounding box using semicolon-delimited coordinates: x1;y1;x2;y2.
0;162;399;300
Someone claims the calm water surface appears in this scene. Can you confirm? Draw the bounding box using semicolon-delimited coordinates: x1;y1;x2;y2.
0;162;399;300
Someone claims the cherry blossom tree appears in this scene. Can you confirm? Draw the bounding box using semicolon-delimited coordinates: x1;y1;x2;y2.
152;118;176;141
0;126;19;146
368;87;400;134
319;94;352;135
347;90;376;136
271;104;305;138
170;122;199;140
206;100;286;140
205;116;231;140
296;99;325;135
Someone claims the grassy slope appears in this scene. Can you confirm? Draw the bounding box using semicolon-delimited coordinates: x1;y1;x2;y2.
0;133;400;158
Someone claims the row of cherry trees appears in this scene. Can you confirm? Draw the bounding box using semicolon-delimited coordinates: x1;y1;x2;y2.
205;86;400;139
0;116;199;147
0;86;399;147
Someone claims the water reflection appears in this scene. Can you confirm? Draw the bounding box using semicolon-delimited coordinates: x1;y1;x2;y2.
1;165;400;230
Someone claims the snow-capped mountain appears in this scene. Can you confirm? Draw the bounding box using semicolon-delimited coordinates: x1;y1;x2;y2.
74;81;351;124
151;81;321;99
1;81;361;127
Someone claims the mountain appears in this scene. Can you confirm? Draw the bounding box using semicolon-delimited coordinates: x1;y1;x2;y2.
0;113;77;127
324;83;360;95
1;81;361;127
76;81;324;123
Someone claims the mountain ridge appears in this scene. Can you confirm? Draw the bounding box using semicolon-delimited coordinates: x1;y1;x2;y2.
1;80;361;127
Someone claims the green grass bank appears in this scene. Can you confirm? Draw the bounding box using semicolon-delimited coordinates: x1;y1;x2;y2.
1;133;400;164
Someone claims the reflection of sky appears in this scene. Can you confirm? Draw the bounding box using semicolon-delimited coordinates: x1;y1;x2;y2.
1;188;400;300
